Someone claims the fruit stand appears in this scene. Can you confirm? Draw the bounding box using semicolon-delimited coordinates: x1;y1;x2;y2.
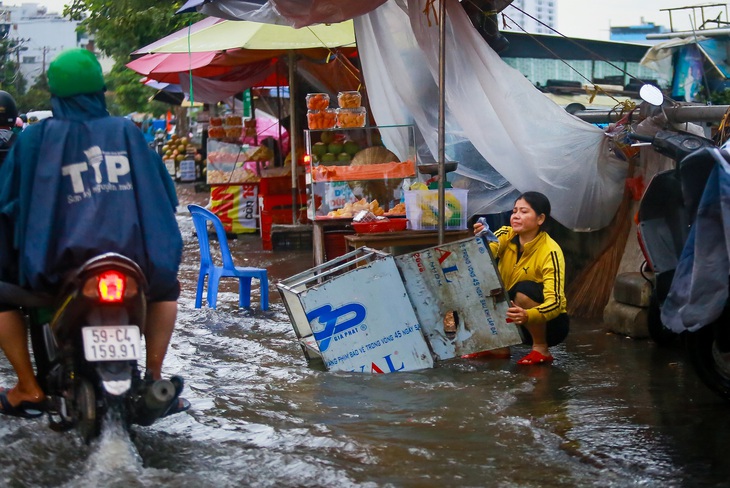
161;134;204;182
305;123;417;264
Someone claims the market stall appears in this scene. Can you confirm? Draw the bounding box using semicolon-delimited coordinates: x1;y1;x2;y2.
303;92;471;264
128;17;360;243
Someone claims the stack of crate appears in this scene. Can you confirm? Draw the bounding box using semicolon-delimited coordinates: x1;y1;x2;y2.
258;175;307;250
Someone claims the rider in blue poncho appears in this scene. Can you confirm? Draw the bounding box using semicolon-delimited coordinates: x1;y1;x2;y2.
0;48;188;417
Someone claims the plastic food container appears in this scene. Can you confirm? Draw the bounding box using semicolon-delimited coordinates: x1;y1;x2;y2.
404;189;468;230
225;115;243;126
224;126;242;138
336;107;367;128
306;93;330;111
307;109;336;130
337;91;361;108
208;126;226;139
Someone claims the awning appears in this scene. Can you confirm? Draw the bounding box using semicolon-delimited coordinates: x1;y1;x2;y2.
138;17;355;54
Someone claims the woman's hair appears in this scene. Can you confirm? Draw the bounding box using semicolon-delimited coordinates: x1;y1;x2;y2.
516;191;551;225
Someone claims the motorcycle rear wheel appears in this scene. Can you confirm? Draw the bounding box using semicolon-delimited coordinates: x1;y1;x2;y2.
76;379;101;443
686;321;730;402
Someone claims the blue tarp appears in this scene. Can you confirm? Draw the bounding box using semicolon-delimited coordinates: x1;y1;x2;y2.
662;148;730;332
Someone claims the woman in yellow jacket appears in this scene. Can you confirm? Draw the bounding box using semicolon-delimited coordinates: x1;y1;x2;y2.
473;191;569;364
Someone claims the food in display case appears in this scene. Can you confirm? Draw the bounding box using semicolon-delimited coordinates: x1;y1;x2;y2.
225;126;243;138
206;139;264;184
225;115;243;126
385;202;406;216
207;126;226;139
337;91;361;108
336;107;366;128
307;109;336;130
326;198;385;218
306;93;330;110
305;125;417;220
209;117;223;126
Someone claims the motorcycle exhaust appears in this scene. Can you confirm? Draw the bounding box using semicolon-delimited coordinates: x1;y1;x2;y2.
133;379;176;426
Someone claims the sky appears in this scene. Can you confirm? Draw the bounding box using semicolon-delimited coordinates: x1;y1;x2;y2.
30;0;727;41
555;0;726;40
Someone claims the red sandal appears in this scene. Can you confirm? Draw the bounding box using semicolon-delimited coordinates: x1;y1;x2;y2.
462;349;511;359
517;350;553;365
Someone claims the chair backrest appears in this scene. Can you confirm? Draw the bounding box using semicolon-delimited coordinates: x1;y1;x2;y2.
187;205;236;270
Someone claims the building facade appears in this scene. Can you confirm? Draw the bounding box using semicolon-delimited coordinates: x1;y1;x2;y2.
0;2;88;86
503;0;557;35
610;19;668;45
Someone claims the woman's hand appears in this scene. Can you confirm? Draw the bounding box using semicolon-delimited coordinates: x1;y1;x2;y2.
506;301;528;325
473;222;485;236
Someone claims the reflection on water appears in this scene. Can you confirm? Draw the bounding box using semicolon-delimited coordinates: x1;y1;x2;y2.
0;192;729;487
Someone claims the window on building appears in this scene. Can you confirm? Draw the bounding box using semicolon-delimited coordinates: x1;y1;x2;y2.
22;56;36;64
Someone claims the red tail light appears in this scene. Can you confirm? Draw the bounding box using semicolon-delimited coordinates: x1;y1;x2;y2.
98;271;126;303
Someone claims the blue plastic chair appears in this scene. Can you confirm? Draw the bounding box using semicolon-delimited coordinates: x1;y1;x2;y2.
188;204;269;310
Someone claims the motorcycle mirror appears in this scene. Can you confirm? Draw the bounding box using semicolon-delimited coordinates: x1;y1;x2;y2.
639;84;664;107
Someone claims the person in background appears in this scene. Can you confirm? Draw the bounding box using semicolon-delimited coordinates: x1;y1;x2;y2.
473;191;569;365
0;91;19;167
0;48;189;417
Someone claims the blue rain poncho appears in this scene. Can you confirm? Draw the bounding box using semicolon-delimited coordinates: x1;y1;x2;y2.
0;92;182;296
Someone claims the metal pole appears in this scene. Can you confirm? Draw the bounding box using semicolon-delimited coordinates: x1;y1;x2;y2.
288;50;298;223
571;104;730;124
437;0;446;245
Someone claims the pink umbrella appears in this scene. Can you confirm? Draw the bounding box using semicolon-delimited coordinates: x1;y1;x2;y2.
127;51;219;75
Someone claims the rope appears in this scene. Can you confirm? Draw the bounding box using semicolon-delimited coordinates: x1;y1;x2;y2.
304;27;362;90
423;0;440;27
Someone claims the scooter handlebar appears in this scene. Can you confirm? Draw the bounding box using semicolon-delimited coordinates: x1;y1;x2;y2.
627;132;655;143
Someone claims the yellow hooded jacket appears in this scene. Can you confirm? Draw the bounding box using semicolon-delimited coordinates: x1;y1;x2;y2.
489;226;567;324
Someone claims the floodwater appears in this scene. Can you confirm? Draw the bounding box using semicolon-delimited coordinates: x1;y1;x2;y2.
0;185;729;488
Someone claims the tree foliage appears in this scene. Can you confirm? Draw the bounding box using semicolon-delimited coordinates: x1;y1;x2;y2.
16;74;51;113
63;1;201;115
64;0;200;61
105;61;170;116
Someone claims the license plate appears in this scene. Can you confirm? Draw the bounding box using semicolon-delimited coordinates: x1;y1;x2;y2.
82;326;141;362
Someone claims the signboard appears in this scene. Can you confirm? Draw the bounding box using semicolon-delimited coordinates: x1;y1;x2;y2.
209;183;258;233
395;237;522;360
297;256;433;373
672;44;704;102
179;159;196;182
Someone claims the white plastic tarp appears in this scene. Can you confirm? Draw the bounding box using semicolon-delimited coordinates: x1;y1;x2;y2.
356;0;627;231
193;0;389;27
190;0;629;231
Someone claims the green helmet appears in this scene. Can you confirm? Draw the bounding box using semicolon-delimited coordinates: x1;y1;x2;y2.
47;48;105;98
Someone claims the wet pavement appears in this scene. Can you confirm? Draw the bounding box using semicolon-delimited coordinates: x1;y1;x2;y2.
0;183;728;488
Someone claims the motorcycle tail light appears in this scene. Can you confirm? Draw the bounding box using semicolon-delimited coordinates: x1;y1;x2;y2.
97;271;125;303
82;271;139;302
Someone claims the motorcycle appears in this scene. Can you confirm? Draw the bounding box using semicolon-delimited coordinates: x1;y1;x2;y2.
0;253;179;442
632;125;730;400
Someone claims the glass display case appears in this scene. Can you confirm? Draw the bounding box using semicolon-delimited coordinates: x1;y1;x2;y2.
304;124;417;220
206;139;270;185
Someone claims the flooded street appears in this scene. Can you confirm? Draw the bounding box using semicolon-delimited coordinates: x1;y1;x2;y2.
0;184;728;487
